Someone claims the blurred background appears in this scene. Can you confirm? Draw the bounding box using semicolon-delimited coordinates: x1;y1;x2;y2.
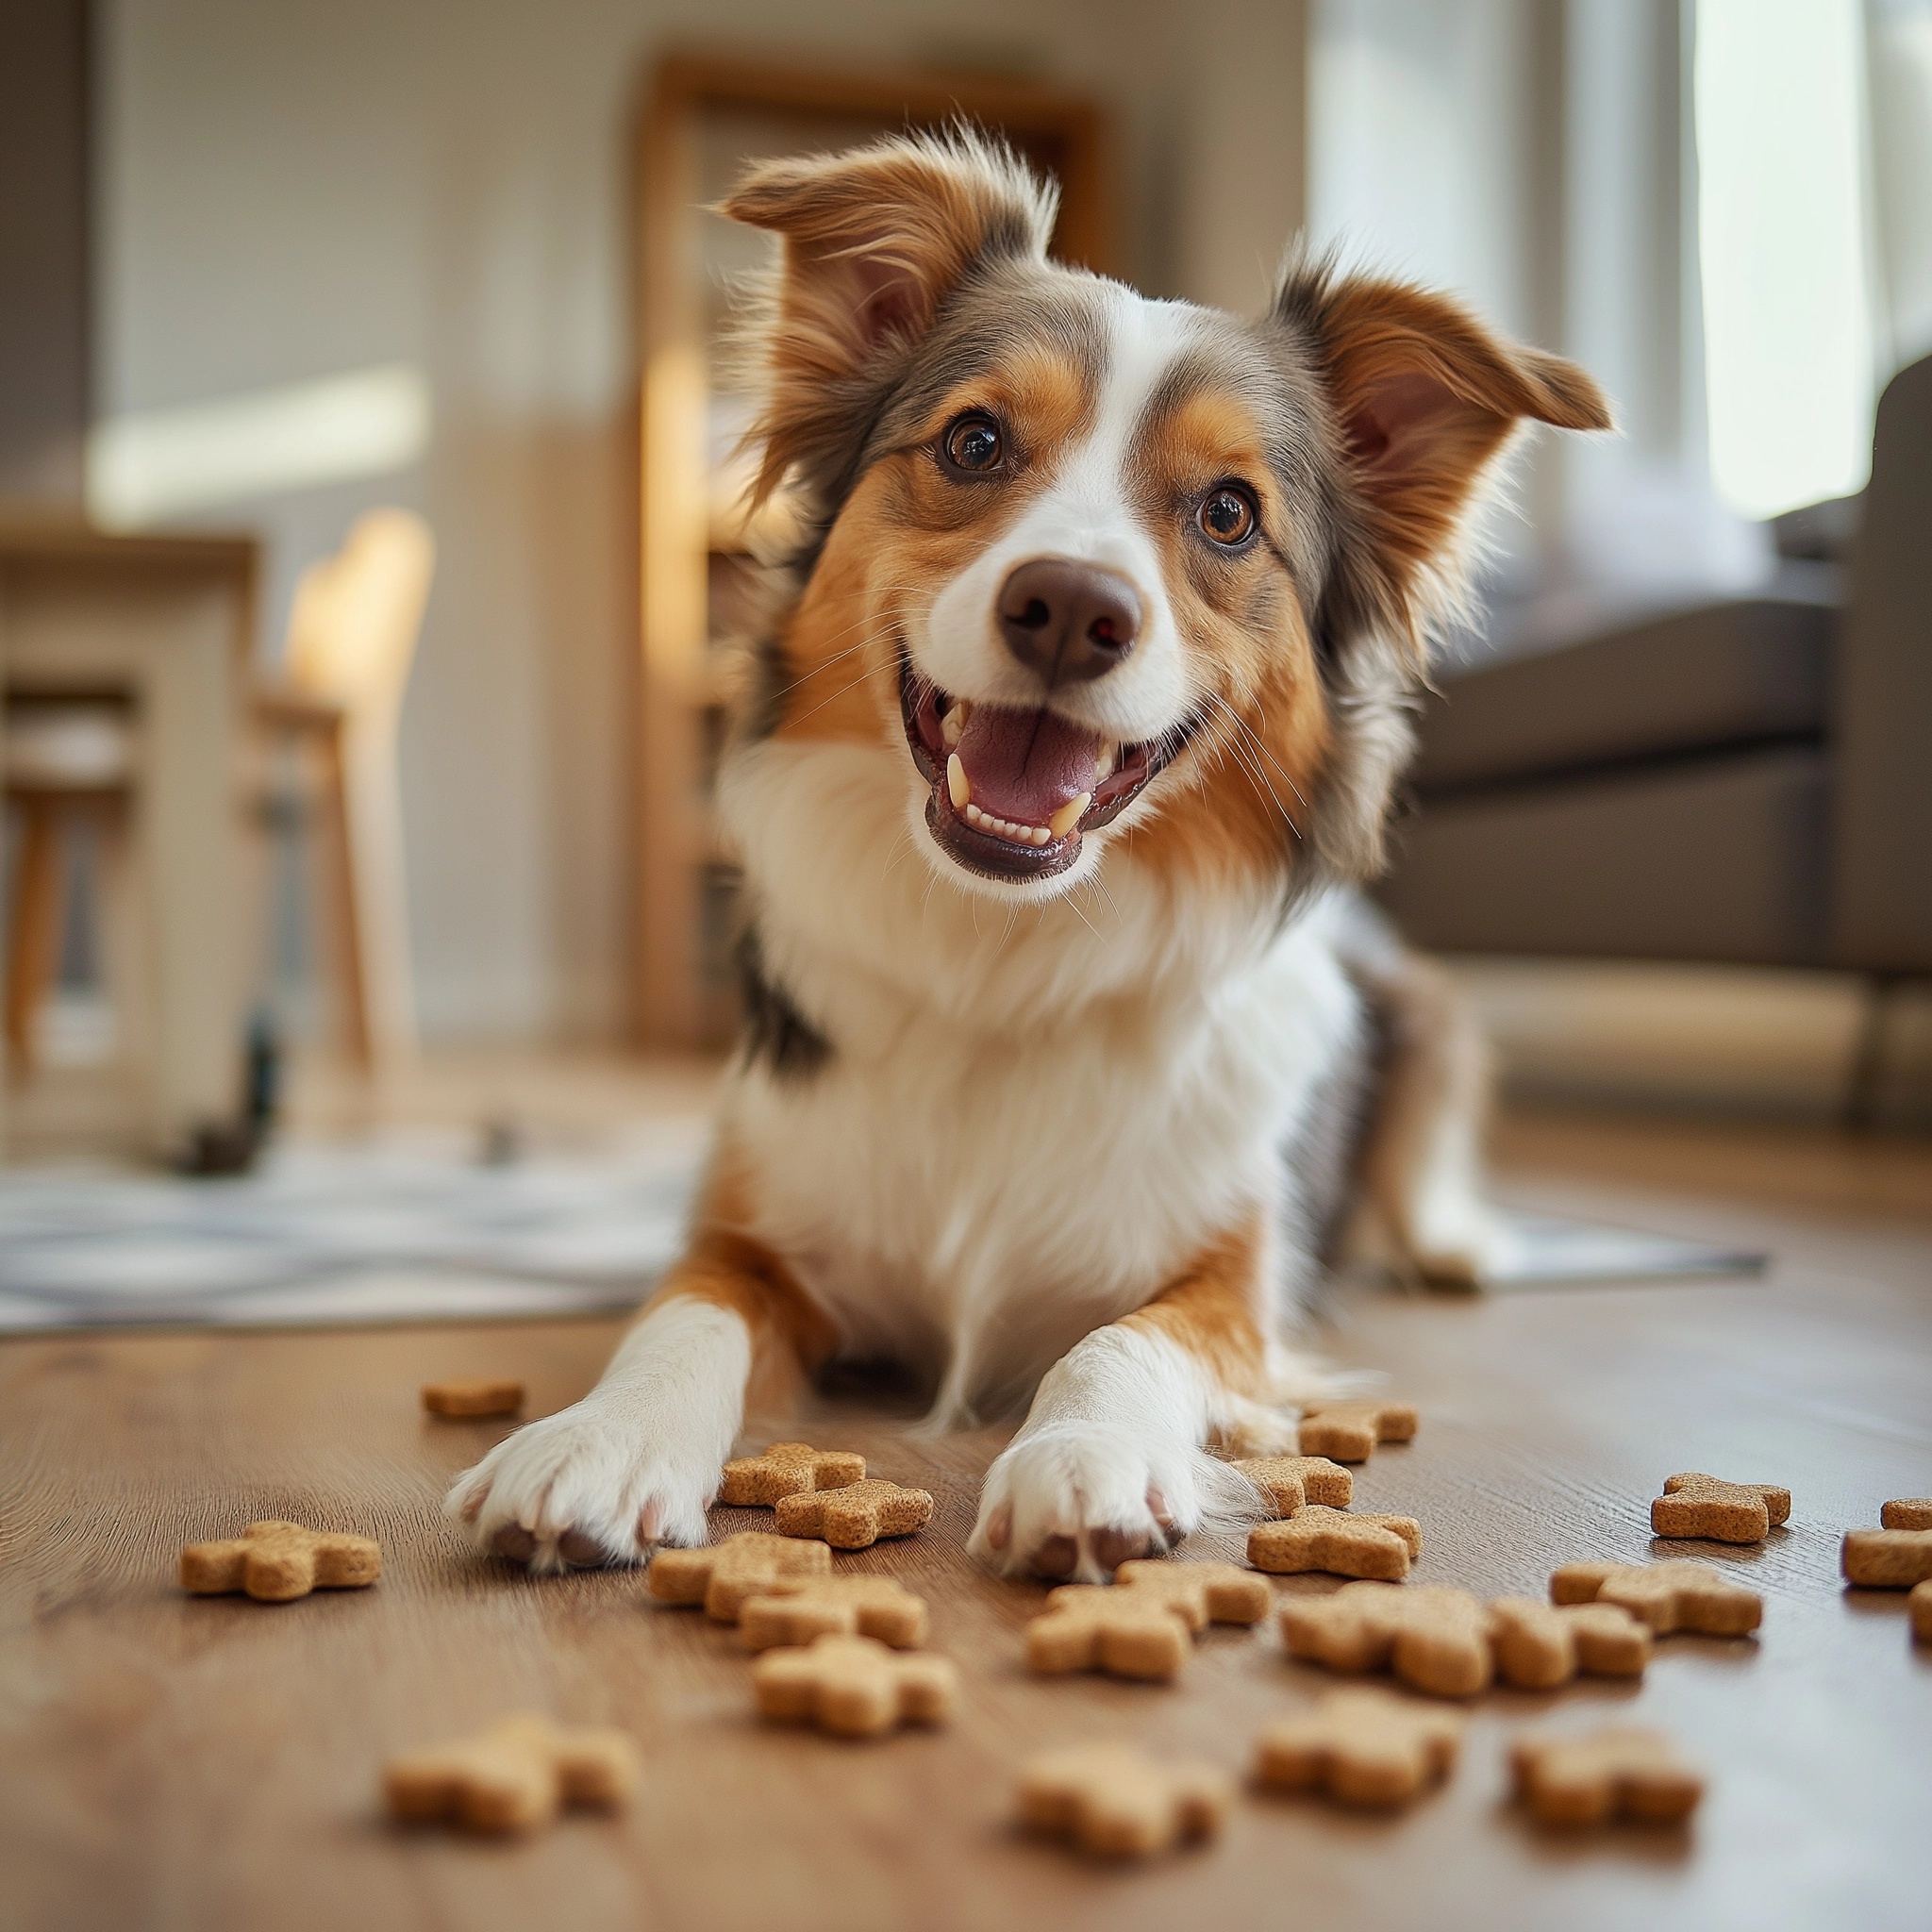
1;0;1929;1174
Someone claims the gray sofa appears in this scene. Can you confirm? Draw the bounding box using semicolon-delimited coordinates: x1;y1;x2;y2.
1381;355;1931;1002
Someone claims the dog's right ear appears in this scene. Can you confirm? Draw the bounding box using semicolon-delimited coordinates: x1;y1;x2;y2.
722;131;1057;511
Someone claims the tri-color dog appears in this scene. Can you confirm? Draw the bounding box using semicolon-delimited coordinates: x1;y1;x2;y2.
449;132;1610;1583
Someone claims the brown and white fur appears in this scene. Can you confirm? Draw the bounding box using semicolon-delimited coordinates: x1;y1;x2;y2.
448;133;1610;1583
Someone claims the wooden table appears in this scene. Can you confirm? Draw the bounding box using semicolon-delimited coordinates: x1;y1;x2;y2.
0;521;256;1153
2;1163;1928;1931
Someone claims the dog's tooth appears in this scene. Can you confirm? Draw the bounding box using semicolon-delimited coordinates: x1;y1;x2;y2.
941;706;964;749
955;699;972;725
1094;743;1117;783
1048;792;1091;840
964;802;984;827
947;754;971;809
1029;825;1050;846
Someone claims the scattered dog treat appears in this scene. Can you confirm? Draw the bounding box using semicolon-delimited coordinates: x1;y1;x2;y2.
1113;1558;1273;1628
1296;1399;1419;1463
1510;1726;1704;1828
1248;1507;1422;1581
1487;1597;1652;1689
718;1441;866;1507
1911;1580;1931;1644
1841;1527;1932;1589
421;1378;524;1418
1018;1743;1233;1859
1253;1687;1464;1808
384;1714;638;1835
1882;1498;1932;1531
1027;1586;1195;1682
1279;1583;1491;1697
1230;1454;1354;1515
180;1520;381;1602
774;1478;934;1549
1650;1472;1790;1544
753;1634;958;1738
648;1531;831;1621
1550;1560;1762;1637
738;1576;928;1652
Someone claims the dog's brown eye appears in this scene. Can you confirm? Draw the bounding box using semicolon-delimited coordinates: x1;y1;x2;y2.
1199;487;1257;546
942;414;1004;475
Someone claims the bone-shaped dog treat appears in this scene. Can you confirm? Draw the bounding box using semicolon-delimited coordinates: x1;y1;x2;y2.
1510;1726;1704;1828
422;1378;524;1418
1112;1558;1273;1628
1487;1597;1651;1689
1278;1583;1491;1697
1296;1399;1419;1463
774;1478;933;1549
738;1575;928;1651
1230;1454;1354;1515
1841;1526;1932;1588
647;1531;830;1621
1650;1472;1790;1543
1018;1743;1233;1859
1882;1498;1932;1531
384;1714;639;1835
180;1520;381;1602
1911;1580;1931;1644
1253;1687;1464;1808
1550;1560;1762;1636
717;1441;866;1507
1248;1507;1423;1581
1026;1587;1195;1681
753;1634;958;1737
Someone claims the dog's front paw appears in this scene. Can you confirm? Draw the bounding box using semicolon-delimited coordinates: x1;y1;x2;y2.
442;1393;720;1574
967;1425;1217;1582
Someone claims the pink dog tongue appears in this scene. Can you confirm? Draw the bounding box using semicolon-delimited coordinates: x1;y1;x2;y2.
955;704;1101;827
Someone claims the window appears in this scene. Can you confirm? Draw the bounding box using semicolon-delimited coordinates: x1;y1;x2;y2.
1696;0;1875;520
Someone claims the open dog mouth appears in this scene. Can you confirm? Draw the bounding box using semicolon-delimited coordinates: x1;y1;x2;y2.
899;646;1192;883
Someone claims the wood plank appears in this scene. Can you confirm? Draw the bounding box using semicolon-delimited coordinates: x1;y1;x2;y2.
2;1155;1928;1929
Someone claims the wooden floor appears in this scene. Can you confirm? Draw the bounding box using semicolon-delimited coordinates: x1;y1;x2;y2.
3;1086;1929;1932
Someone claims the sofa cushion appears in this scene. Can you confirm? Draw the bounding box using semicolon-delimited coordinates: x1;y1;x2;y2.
1412;598;1834;794
1378;746;1830;967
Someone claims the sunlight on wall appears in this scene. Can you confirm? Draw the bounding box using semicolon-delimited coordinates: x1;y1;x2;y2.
88;364;431;527
1696;0;1874;521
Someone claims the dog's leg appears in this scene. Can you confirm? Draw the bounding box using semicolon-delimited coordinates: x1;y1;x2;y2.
444;1195;833;1573
1343;947;1515;1287
966;1216;1298;1582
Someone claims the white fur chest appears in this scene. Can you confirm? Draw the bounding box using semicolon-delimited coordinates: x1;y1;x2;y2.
717;741;1362;1414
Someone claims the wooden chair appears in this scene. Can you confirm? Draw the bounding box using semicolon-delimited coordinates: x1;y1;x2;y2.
249;508;433;1069
3;697;139;1068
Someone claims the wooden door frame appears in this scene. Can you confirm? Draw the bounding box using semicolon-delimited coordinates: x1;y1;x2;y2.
631;49;1116;1046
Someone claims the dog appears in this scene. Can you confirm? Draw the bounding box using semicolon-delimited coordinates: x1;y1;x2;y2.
448;131;1610;1583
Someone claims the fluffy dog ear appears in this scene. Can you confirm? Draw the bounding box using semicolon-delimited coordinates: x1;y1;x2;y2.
722;131;1057;511
1277;265;1613;646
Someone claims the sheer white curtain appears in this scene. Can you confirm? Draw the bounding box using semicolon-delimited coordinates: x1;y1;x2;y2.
1868;0;1932;369
1306;0;1929;650
1695;0;1875;520
1694;0;1932;520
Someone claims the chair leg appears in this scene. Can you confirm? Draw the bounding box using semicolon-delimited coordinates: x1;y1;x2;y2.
319;722;374;1068
1841;973;1902;1133
93;801;147;1070
6;805;67;1071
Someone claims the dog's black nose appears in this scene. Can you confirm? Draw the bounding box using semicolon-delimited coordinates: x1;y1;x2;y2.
996;558;1141;686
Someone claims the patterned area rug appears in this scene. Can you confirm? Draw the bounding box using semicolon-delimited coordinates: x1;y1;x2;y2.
0;1129;1760;1333
0;1126;701;1332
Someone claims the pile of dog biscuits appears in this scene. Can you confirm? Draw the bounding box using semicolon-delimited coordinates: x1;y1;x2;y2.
175;1393;1932;1859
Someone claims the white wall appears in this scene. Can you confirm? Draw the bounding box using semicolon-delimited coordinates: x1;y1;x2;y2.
94;0;1307;1042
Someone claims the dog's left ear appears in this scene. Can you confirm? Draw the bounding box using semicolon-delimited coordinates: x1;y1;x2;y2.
1279;267;1614;646
723;131;1057;511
